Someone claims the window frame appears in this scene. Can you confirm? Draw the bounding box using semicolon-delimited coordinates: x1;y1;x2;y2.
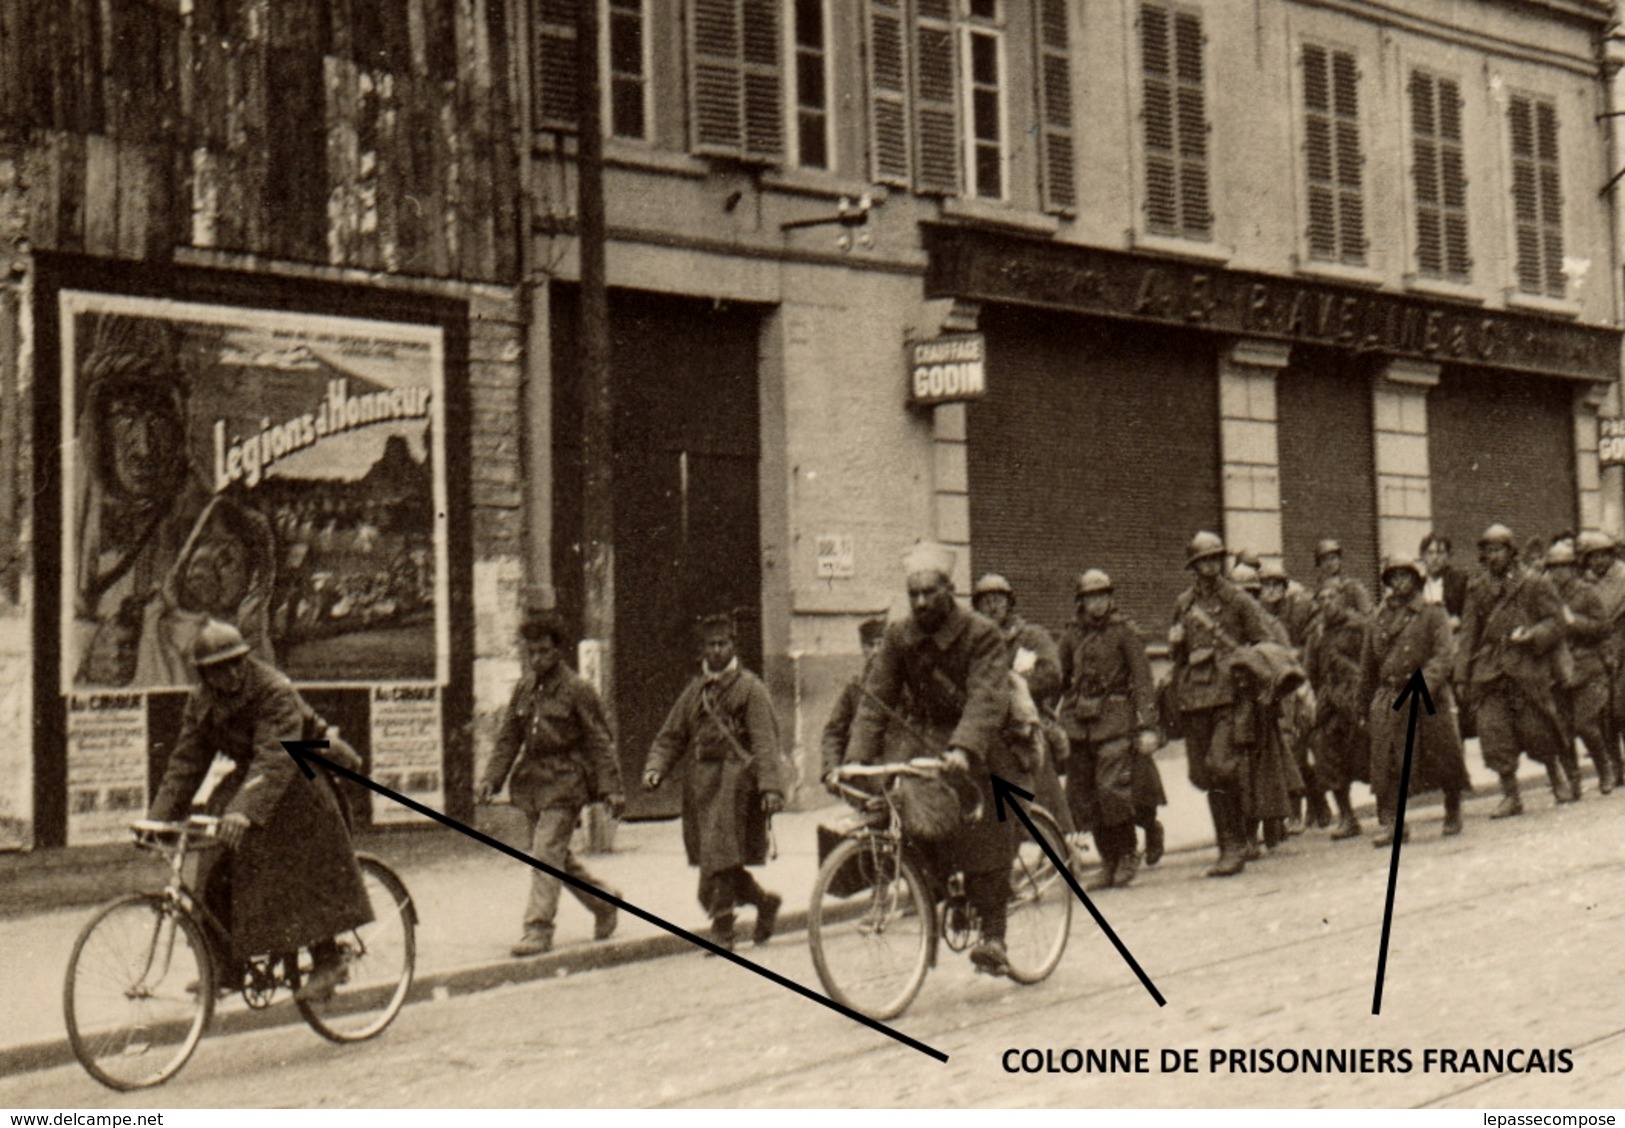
959;0;1008;202
785;0;834;170
1297;38;1367;268
1137;1;1212;243
1407;67;1470;283
1506;89;1565;300
604;0;652;143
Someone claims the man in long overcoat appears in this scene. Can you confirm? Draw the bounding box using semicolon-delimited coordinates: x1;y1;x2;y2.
1455;524;1573;816
643;614;790;951
1058;569;1164;890
1580;530;1625;790
479;609;624;957
1305;538;1373;840
147;619;371;1001
1545;543;1613;795
1362;555;1468;843
848;543;1028;976
1169;531;1276;877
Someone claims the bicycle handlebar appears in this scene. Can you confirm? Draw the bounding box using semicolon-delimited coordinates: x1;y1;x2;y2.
825;758;950;804
129;815;222;851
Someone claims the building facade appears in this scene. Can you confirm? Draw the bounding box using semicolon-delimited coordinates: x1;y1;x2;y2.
2;0;1621;846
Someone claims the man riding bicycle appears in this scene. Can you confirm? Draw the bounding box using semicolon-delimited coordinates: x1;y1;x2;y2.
146;619;372;1002
842;542;1032;976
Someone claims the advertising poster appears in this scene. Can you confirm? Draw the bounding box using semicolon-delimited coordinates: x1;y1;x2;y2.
368;685;443;825
64;691;148;845
57;290;450;830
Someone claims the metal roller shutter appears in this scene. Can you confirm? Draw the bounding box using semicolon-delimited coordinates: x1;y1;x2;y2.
1277;347;1380;591
966;307;1222;639
1428;365;1576;555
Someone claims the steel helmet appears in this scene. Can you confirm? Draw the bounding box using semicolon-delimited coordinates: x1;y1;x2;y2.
1232;563;1262;592
971;573;1015;598
1075;569;1114;596
192;620;250;668
1577;530;1617;558
1380;554;1424;585
1545;542;1578;568
1314;539;1343;562
1186;531;1226;567
1259;561;1289;583
1478;523;1517;549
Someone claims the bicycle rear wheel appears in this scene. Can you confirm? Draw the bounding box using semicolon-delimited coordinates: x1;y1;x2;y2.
808;835;934;1020
64;893;214;1091
1004;806;1073;984
298;856;416;1042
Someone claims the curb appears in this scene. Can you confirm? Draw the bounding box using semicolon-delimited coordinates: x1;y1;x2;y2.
0;906;815;1083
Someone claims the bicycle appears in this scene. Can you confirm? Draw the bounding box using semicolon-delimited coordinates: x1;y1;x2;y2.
808;758;1073;1020
63;814;417;1091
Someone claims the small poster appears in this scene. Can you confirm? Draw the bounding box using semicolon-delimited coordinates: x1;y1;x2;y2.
65;692;148;845
369;685;442;824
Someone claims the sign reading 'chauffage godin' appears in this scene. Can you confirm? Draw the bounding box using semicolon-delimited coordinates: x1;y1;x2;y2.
909;333;987;406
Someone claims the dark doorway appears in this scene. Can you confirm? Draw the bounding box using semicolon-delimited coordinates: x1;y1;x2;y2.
552;288;763;818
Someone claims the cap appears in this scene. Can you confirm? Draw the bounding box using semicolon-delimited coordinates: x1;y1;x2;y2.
971;573;1014;598
1314;539;1343;562
1380;554;1424;584
192;619;250;668
903;541;957;581
520;608;568;644
1186;531;1226;567
1075;569;1114;596
1478;523;1517;549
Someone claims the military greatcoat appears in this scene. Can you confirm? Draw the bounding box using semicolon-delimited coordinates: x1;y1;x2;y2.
850;603;1029;876
646;662;790;876
1057;613;1166;829
1455;568;1568;773
148;658;372;962
1362;594;1467;799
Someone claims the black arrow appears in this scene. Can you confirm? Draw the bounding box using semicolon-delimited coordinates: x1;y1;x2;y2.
1372;669;1435;1015
989;775;1166;1006
281;740;948;1062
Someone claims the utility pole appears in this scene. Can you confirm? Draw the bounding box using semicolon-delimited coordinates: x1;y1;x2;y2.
577;0;614;695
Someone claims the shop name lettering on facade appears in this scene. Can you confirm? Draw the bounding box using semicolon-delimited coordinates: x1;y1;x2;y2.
909;333;987;406
1601;419;1625;467
924;225;1619;383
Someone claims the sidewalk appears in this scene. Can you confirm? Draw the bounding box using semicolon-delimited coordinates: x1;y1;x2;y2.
0;740;1574;1078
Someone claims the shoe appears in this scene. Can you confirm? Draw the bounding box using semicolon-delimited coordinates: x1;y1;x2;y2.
1112;853;1139;888
593;904;619;942
1372;825;1410;847
1243;840;1264;861
1143;820;1165;866
704;913;736;956
1489;796;1523;818
969;938;1009;977
1085;861;1118;893
1284;817;1305;837
1441;811;1463;836
510;931;553;958
1205;848;1246;878
753;892;782;946
1329;814;1362;840
294;955;349;1002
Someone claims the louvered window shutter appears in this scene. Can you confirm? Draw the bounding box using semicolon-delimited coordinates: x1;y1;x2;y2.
913;0;960;195
1142;6;1178;233
1035;0;1075;213
688;0;783;161
1173;11;1209;238
1509;96;1564;297
1302;44;1363;264
1536;100;1564;297
536;0;580;131
867;0;911;185
1142;5;1208;239
1409;72;1469;280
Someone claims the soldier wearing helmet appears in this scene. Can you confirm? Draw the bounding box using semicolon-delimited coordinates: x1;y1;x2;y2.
1058;569;1167;889
1255;560;1323;833
1456;523;1576;815
1544;543;1614;795
1577;530;1625;790
1363;556;1468;844
147;619;372;1004
1168;531;1275;877
1305;537;1374;842
1258;561;1314;650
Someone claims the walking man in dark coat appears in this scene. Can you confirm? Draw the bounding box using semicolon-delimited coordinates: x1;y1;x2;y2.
1169;531;1276;877
147;619;372;1002
478;609;624;957
1306;538;1373;840
1579;529;1625;790
1058;569;1165;890
1545;543;1614;795
1455;524;1573;816
1362;555;1467;843
643;614;790;952
820;616;888;779
848;542;1028;976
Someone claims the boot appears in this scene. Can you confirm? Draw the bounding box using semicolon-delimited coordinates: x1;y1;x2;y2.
1142;818;1166;867
1328;788;1361;839
1441;791;1463;836
705;912;736;955
1242;818;1264;861
1086;853;1119;892
752;891;783;946
1597;754;1617;796
1308;790;1334;829
1206;791;1246;878
1113;850;1140;888
1490;774;1523;819
1547;759;1577;805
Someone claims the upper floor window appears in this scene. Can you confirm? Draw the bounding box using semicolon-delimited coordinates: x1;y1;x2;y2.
1302;43;1365;265
1140;3;1209;240
688;0;784;161
790;0;831;169
534;0;648;142
962;1;1005;201
1409;71;1468;280
1508;94;1564;298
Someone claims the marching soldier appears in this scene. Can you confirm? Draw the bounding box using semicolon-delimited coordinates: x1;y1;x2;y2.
1169;531;1275;877
1260;559;1323;832
1546;543;1614;795
1305;538;1373;840
1580;530;1625;790
1455;524;1574;816
1057;569;1166;890
1362;555;1467;843
1259;561;1315;649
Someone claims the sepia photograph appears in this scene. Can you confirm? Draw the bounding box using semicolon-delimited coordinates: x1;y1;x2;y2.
1;0;1623;1114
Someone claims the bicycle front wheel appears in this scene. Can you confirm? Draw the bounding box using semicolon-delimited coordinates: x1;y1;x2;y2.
64;893;214;1091
1004;806;1073;985
298;856;416;1042
808;835;934;1020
